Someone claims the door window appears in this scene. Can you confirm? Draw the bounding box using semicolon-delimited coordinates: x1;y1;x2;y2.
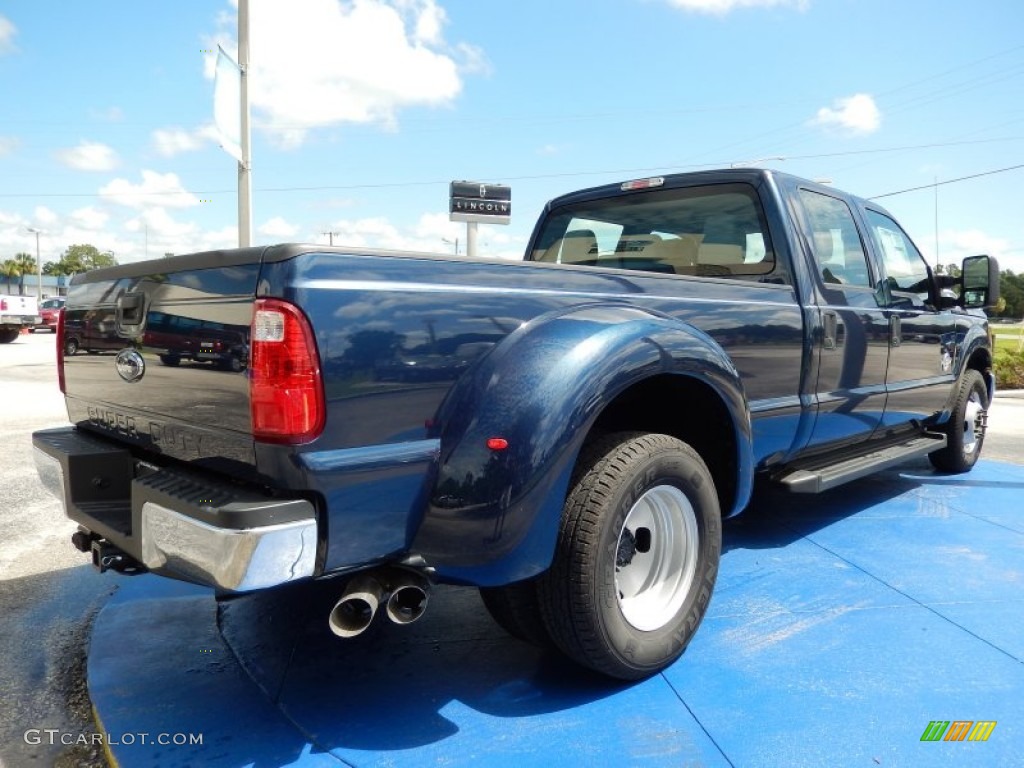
865;209;932;309
799;189;873;290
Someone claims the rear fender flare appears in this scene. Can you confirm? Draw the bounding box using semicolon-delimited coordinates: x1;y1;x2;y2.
413;302;753;585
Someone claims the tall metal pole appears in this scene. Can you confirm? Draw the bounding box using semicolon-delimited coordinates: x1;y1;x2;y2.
35;231;42;300
238;0;252;247
466;222;478;258
26;227;43;300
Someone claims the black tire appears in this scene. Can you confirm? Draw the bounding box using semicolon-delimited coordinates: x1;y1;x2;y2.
159;354;181;367
222;355;244;372
479;579;553;648
537;431;721;680
63;337;79;355
929;369;989;473
0;328;20;344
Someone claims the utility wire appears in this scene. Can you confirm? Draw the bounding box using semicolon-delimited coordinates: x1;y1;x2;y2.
869;163;1024;199
1;137;1021;200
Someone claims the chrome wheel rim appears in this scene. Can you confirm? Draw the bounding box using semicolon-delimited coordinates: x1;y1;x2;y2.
615;484;699;632
963;391;985;455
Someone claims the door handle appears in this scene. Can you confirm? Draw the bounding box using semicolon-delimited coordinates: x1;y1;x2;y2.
116;292;146;330
890;315;902;347
822;310;838;350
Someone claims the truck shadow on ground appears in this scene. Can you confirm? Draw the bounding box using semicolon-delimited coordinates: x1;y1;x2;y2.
204;459;1019;761
721;458;1021;553
217;579;635;756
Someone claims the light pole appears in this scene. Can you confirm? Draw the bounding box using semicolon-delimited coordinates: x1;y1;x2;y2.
441;237;459;255
25;227;44;301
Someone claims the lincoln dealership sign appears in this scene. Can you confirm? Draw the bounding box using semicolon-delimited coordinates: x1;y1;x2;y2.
449;181;511;224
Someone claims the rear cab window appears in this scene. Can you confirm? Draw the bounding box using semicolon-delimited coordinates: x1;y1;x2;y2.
531;183;786;284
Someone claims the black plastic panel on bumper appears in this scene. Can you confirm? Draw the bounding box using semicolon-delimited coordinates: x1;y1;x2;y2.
33;426;317;591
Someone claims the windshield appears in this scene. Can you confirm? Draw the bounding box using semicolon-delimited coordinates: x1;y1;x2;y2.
531;183;780;281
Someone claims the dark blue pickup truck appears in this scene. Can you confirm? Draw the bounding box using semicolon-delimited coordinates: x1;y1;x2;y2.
33;169;999;679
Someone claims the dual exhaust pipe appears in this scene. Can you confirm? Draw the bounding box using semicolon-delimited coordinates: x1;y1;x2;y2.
328;569;430;639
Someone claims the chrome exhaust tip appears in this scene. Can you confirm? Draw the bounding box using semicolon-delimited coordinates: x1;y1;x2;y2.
328;575;384;638
385;576;429;626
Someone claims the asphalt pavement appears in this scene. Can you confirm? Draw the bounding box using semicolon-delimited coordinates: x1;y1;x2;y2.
0;330;1021;767
0;331;114;768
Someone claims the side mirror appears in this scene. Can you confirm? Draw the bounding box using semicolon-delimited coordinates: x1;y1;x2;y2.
961;254;1000;309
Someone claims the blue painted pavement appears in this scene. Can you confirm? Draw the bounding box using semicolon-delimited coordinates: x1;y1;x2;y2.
88;459;1023;767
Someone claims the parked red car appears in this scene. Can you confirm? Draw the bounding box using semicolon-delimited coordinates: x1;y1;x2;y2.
31;296;66;333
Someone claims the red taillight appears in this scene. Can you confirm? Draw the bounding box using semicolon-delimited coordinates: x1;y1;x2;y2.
56;307;66;394
250;298;325;444
0;298;7;310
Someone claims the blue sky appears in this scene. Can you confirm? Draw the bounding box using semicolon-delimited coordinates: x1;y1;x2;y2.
1;0;1022;272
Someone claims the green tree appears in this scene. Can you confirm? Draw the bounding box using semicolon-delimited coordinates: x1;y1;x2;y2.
13;253;36;295
42;260;71;276
0;259;21;293
998;270;1024;319
60;244;117;274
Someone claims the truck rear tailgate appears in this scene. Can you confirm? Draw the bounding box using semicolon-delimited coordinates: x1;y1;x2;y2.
61;250;264;472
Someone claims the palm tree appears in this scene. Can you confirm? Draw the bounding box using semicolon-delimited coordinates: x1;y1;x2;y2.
13;253;35;296
0;259;22;294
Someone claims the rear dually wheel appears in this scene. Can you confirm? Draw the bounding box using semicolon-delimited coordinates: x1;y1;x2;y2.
537;431;721;680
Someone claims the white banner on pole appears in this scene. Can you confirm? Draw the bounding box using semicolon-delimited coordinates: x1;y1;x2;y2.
214;45;242;163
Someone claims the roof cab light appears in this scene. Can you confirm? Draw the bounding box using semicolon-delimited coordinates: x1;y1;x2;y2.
620;177;665;191
250;299;325;444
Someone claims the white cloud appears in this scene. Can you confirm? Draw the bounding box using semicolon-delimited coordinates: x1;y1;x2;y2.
0;136;19;156
151;126;217;157
0;15;16;54
938;229;1011;264
812;93;881;135
55;140;120;171
33;206;59;226
207;0;475;147
413;0;445;44
258;216;299;239
454;42;491;76
315;212;523;258
70;206;110;230
90;106;124;122
99;171;199;209
664;0;809;14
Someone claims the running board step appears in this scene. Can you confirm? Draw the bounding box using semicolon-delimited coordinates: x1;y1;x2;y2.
776;434;947;494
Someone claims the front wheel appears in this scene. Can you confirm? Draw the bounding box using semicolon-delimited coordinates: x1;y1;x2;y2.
537;432;721;680
929;368;989;473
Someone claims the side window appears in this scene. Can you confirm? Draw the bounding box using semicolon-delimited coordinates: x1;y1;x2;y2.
865;209;932;308
798;189;873;290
